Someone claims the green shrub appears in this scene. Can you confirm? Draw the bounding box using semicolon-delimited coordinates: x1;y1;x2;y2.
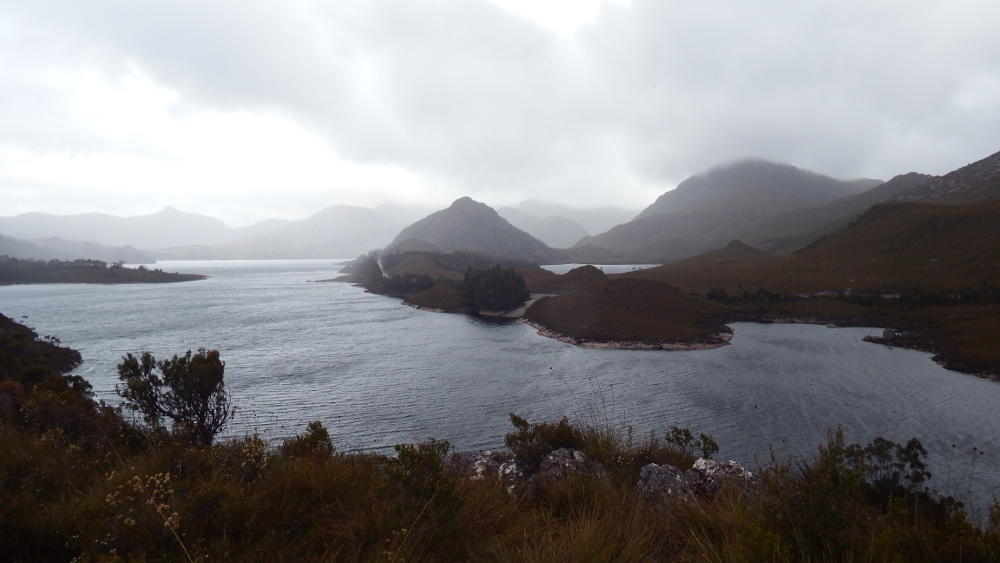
279;421;335;459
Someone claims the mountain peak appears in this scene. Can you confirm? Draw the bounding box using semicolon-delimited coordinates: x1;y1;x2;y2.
386;198;555;263
449;196;489;211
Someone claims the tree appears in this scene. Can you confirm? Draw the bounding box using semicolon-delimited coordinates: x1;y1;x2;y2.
116;349;234;445
461;265;529;312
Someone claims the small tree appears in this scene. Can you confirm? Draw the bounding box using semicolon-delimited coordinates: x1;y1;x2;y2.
116;349;234;445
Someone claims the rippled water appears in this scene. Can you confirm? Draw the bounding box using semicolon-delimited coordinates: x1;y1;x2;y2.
2;259;998;513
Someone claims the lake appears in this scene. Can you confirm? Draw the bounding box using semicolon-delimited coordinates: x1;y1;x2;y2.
2;259;997;515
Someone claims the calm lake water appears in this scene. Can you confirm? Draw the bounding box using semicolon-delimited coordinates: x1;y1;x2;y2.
2;259;997;514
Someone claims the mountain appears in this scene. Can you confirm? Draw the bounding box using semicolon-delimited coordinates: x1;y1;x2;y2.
0;233;154;263
0;206;236;249
575;160;883;263
496;207;589;248
515;199;638;235
386;197;557;264
155;204;431;260
636;159;879;220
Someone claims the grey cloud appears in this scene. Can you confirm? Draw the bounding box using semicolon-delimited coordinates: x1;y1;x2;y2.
2;0;999;214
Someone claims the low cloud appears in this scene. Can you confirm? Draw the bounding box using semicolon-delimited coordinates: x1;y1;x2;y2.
1;0;998;222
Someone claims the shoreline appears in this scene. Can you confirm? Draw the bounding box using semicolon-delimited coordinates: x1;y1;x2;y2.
521;318;734;351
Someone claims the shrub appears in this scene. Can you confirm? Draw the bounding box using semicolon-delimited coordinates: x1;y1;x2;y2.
117;349;234;445
462;266;529;312
505;414;586;469
279;421;335;458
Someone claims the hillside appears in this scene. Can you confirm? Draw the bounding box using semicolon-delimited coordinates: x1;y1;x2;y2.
577;160;881;262
783;201;1000;291
624;240;779;293
524;278;730;347
386;197;557;264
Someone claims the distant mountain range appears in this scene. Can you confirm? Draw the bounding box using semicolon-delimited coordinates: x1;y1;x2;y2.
155;204;431;260
0;233;153;263
0;206;252;249
4;149;998;265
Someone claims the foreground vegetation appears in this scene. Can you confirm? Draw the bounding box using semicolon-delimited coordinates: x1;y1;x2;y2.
3;313;999;561
0;255;206;284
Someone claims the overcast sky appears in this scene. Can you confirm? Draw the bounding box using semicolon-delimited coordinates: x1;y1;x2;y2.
1;0;998;226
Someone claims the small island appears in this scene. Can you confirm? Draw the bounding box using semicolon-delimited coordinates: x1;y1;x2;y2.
0;256;206;285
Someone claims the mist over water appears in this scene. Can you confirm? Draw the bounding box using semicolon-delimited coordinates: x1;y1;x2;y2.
2;259;997;514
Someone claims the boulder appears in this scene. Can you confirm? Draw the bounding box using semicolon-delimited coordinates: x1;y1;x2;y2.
536;448;605;480
689;458;755;495
448;449;512;479
636;463;698;501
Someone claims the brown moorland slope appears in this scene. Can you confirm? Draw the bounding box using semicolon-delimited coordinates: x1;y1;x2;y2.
524;278;730;347
780;201;1000;291
628;201;1000;293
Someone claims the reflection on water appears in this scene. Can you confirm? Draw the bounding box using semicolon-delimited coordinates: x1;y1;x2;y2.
2;259;998;513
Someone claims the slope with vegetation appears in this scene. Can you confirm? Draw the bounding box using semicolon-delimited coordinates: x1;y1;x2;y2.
525;278;731;349
1;314;998;561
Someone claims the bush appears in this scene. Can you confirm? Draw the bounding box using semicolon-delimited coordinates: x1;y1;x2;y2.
117;349;234;445
279;421;335;458
461;266;529;312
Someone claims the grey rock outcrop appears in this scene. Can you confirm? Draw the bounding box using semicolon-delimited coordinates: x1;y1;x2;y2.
636;458;755;502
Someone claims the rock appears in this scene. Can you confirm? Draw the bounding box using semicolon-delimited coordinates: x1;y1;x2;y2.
689;458;755;495
883;327;896;339
448;449;512;480
537;448;605;480
497;460;527;494
636;463;696;501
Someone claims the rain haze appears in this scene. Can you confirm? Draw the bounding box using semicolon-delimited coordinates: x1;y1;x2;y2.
1;0;999;225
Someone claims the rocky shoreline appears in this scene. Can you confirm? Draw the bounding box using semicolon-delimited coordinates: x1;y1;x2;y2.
521;319;734;351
